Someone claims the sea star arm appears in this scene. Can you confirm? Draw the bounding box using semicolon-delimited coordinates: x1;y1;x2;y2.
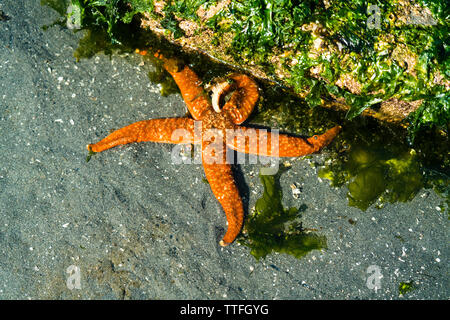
88;118;195;153
226;125;342;157
202;143;244;246
223;74;259;124
154;52;211;120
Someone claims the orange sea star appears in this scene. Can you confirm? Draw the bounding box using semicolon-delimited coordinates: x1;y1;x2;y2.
88;50;341;246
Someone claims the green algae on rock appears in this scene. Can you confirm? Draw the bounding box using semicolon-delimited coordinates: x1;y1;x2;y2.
238;167;327;260
398;281;415;296
138;0;448;134
43;0;449;137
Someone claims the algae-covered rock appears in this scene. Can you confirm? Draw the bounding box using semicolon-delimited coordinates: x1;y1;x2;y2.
50;0;449;134
136;0;448;131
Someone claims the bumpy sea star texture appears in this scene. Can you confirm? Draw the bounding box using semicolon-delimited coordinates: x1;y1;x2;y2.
88;50;341;246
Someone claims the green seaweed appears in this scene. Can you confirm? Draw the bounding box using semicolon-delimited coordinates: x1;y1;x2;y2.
206;0;449;136
74;27;119;59
319;145;425;210
162;0;210;22
70;0;154;43
238;167;327;260
398;281;415;295
407;91;450;141
86;147;96;162
41;0;71;16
